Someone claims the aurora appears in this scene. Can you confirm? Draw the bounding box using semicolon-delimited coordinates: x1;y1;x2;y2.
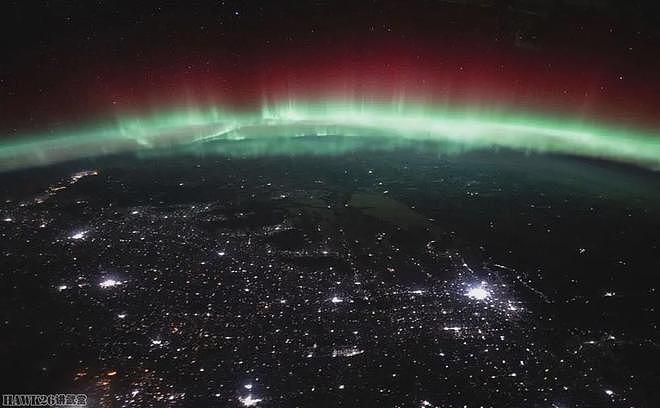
1;100;659;172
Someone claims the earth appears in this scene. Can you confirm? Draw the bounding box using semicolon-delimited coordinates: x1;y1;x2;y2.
0;136;658;407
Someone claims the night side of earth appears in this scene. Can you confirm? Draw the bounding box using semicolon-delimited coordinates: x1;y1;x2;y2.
1;135;658;407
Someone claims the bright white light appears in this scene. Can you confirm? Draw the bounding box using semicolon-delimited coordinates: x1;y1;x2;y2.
2;217;13;222
604;389;614;396
57;285;68;291
117;313;127;319
244;384;253;390
466;287;490;300
70;230;88;240
238;395;262;406
331;347;364;357
99;279;121;288
331;296;343;304
151;339;162;346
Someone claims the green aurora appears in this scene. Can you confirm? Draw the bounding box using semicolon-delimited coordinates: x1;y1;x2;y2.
1;100;659;172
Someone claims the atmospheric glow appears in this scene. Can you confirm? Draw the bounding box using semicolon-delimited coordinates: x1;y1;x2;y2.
1;100;659;172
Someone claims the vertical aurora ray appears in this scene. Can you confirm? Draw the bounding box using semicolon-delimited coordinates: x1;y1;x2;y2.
0;100;659;172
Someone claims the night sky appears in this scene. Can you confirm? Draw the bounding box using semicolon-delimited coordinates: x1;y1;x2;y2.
3;0;660;134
